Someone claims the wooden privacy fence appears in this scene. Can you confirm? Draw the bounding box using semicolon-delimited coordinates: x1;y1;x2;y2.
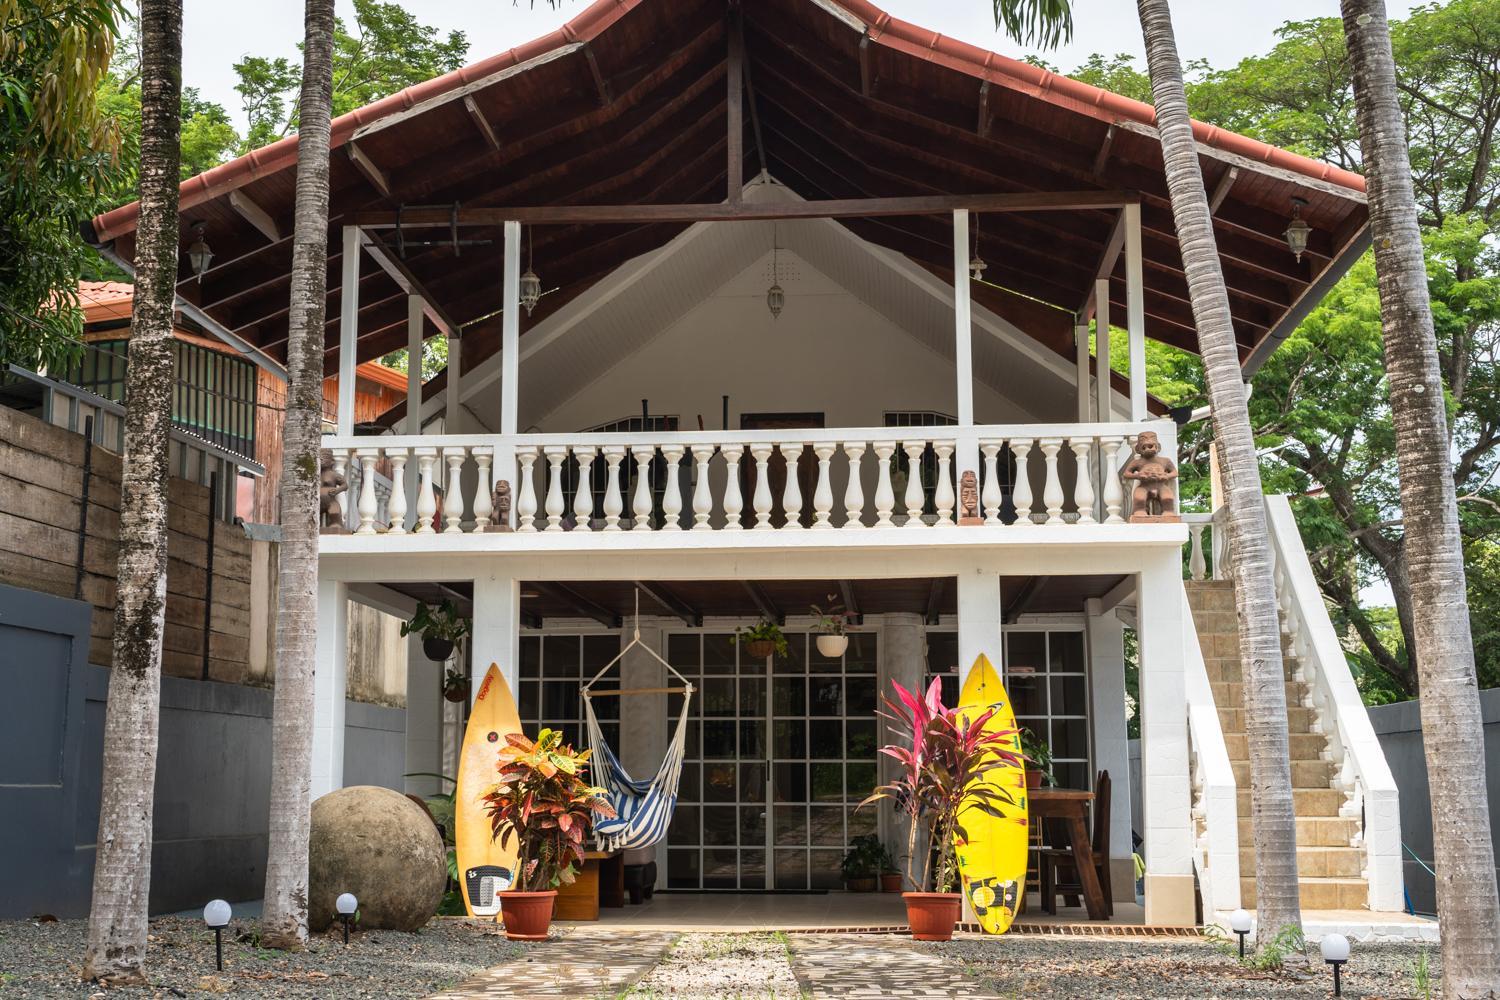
0;407;253;681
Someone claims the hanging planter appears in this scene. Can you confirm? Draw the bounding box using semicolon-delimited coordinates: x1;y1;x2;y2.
815;634;848;658
733;620;789;662
812;595;853;659
424;636;456;663
441;667;468;703
402;600;470;664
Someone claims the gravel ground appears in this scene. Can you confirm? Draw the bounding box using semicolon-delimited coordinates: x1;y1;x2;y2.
0;915;525;999
626;933;807;999
935;935;1442;999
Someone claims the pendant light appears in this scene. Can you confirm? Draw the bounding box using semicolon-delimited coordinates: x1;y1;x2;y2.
1283;197;1312;263
519;225;542;315
766;223;784;319
969;214;987;281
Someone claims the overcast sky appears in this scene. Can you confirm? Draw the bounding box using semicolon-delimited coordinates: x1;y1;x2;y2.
183;0;1423;132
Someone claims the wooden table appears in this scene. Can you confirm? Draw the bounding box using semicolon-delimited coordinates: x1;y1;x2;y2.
554;850;624;920
1030;787;1109;920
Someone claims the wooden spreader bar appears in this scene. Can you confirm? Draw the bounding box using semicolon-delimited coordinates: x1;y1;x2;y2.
582;686;691;698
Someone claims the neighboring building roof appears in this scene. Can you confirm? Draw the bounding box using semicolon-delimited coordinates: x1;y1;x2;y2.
83;0;1368;389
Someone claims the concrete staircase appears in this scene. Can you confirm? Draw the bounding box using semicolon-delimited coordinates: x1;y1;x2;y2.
1185;579;1368;910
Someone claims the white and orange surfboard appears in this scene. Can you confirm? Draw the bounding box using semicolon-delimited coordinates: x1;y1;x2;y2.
454;663;523;918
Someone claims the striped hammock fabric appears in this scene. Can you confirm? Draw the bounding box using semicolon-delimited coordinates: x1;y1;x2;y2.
584;693;692;853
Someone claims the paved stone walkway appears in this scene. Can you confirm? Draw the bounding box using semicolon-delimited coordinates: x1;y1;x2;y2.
426;928;676;999
787;934;1003;999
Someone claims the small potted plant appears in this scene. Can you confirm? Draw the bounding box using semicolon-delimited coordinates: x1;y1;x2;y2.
481;728;615;941
878;842;903;892
1019;727;1055;790
401;600;470;662
732;619;789;661
811;595;852;658
441;667;468;703
861;678;1021;941
840;834;883;892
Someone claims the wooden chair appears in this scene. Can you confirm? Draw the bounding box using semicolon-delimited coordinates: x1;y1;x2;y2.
1037;770;1113;917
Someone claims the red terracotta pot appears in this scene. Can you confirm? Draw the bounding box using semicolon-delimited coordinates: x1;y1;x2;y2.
499;890;558;941
880;873;904;893
903;892;962;941
1025;767;1043;790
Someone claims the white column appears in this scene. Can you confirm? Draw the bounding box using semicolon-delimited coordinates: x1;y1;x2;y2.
445;331;463;433
1125;203;1147;422
472;575;521;700
337;227;360;436
956;570;1002;691
1137;550;1195;926
952;210;980;491
405;630;442;797
311;578;349;799
1075;323;1091;422
1094;278;1112;425
880;613;926;849
502;222;521;436
1086;597;1135;901
405;294;423;530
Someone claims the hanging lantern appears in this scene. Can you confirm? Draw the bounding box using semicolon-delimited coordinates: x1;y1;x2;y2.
519;268;542;315
187;221;213;281
969;215;986;281
1284;197;1312;263
766;224;785;319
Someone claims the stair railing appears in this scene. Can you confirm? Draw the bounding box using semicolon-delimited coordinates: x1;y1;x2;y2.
1182;584;1241;913
1263;494;1404;911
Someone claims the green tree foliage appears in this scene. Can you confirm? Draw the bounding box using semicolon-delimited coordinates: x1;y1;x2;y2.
234;0;467;150
0;0;126;369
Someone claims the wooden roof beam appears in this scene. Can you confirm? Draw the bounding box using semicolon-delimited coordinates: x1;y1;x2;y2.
742;581;783;625
582;42;613;106
839;581;863;626
1004;576;1045;623
1092;124;1117;178
1208;165;1240;215
977;80;991;138
228;190;280;242
924;578;945;626
360;229;461;337
727;9;744;202
533;581;620;629
346;141;391;199
462;94;502;151
858;32;874;97
636;581;702;628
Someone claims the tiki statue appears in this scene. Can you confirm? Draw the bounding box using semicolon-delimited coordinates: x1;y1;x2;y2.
319;452;347;532
1122;431;1180;522
486;479;513;532
958;469;983;525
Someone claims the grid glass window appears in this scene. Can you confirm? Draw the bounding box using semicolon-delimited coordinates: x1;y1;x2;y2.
666;631;879;890
517;633;620;753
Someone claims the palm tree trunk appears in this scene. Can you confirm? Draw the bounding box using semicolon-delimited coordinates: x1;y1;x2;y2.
82;0;182;982
1340;2;1500;993
1136;0;1303;939
259;0;337;951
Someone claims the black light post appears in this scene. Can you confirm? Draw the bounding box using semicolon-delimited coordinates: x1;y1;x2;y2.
336;893;358;945
202;899;231;972
1228;909;1252;959
1321;933;1351;997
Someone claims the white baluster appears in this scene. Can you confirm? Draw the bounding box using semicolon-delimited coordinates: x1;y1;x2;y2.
386;450;408;534
842;441;866;528
1070;439;1095;525
631;445;654;531
692;447;714;530
601;446;625;531
902;442;926;527
472;447;493;531
1189;523;1207;581
661;445;685;531
542;447;567;531
872;441;896;527
572;446;596;531
722;446;745;531
750;444;774;530
1010;439;1034;525
331;449;350;531
1039;439;1064;525
413;447;437;533
516;449;539;533
980;442;1003;526
443;447;467;533
933;443;955;524
1107;437;1133;524
811;443;836;529
353;448;379;534
779;442;805;530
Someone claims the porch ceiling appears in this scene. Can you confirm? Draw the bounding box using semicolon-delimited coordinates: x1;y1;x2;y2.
84;0;1367;396
383;575;1128;628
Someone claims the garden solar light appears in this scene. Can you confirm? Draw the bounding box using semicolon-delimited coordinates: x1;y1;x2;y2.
1228;908;1251;958
202;899;230;971
1321;933;1351;996
336;892;358;945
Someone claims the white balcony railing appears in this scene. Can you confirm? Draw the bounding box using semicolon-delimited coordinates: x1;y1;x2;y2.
323;421;1178;536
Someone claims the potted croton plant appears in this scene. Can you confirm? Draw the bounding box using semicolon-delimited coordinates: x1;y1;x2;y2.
811;595;852;658
732;619;788;661
401;600;470;662
861;677;1021;941
1019;727;1055;790
481;728;615;941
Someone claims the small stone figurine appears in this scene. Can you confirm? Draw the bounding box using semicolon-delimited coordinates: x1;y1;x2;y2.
958;469;984;525
319;452;347;533
1122;431;1181;522
485;479;513;532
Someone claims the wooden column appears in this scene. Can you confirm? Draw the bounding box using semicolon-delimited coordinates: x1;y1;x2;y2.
1075;323;1091;422
1125;203;1147;421
337;226;360;436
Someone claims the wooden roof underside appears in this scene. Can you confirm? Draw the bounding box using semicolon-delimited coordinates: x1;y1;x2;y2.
86;0;1368;405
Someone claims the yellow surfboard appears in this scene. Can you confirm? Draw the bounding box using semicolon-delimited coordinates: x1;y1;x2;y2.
953;653;1029;934
455;663;523;918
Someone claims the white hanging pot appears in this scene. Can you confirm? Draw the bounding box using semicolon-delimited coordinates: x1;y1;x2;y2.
816;634;849;658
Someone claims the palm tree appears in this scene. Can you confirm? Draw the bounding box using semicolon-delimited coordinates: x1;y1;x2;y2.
1135;0;1303;940
1339;1;1500;993
259;0;337;951
82;0;181;983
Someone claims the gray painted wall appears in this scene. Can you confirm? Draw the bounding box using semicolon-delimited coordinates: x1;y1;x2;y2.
1368;690;1500;915
0;583;408;919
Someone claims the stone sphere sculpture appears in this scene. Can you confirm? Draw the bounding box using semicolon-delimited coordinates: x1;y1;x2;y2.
307;785;447;932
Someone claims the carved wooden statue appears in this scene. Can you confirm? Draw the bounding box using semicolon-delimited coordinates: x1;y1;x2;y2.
1122;431;1180;522
486;479;513;532
958;469;983;525
319;452;347;533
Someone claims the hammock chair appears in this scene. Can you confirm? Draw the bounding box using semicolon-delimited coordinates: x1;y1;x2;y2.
582;596;695;853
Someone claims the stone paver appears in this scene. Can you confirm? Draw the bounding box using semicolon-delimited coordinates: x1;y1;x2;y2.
788;934;1002;999
426;928;676;999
